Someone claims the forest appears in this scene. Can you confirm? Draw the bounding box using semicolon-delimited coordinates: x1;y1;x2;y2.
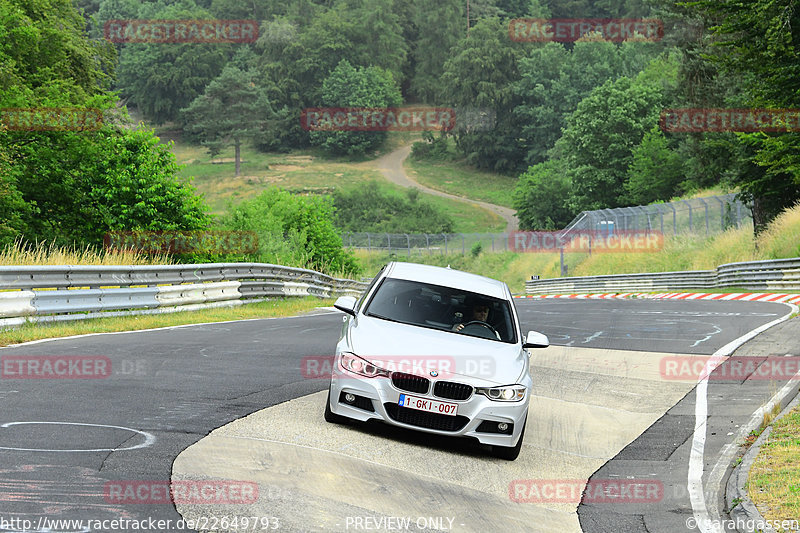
1;0;798;272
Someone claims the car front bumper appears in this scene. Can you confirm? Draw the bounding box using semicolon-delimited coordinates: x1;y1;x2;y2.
328;363;531;447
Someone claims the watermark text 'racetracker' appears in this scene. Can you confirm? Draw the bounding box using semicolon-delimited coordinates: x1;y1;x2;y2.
509;18;663;42
104;480;258;504
510;231;664;253
0;107;103;131
104;19;258;43
661;108;800;133
301;107;455;132
509;479;663;503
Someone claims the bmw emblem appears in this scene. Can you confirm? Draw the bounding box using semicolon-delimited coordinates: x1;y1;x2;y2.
430;370;438;377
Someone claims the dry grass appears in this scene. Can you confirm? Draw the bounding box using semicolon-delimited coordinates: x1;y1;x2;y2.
570;225;759;277
351;200;798;293
0;239;172;266
747;404;800;532
758;202;800;259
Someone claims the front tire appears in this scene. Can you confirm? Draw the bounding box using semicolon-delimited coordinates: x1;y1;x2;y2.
324;388;348;424
490;415;526;461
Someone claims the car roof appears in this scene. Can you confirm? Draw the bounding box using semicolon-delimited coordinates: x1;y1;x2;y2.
382;262;509;300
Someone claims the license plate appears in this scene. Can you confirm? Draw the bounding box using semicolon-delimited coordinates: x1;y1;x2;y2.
398;394;458;416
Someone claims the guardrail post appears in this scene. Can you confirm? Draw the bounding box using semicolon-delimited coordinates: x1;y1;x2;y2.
405;234;410;258
444;233;448;255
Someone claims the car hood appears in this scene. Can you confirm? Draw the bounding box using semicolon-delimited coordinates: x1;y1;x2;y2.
345;316;526;386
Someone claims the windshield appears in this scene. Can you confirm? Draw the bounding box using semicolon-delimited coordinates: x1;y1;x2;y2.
364;278;517;343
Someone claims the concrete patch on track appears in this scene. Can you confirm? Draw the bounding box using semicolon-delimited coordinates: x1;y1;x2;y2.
173;347;701;532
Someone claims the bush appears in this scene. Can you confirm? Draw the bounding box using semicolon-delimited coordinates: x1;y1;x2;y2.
11;124;210;247
221;188;360;274
309;60;403;156
332;182;454;233
470;241;483;257
513;160;577;230
411;132;451;160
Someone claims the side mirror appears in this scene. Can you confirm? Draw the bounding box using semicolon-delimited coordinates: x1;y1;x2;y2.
523;330;549;349
334;295;357;317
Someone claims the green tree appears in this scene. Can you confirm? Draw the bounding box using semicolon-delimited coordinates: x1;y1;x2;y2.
253;1;407;150
624;126;684;204
513;160;576;230
514;40;628;166
543;0;651;18
686;0;800;232
512;43;571;165
0;0;115;106
90;0;139;39
513;37;661;167
114;2;230;123
439;18;527;173
12;126;209;246
0;0;210;248
309;59;402;156
181;65;273;176
731;133;800;235
0;130;28;246
556;75;664;211
408;0;463;103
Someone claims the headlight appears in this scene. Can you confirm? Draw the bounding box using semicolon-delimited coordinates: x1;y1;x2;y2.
475;385;526;402
339;353;390;378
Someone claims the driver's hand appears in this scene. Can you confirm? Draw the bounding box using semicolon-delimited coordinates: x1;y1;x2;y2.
452;323;464;332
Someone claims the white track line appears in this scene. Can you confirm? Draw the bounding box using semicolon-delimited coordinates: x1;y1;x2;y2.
688;301;798;533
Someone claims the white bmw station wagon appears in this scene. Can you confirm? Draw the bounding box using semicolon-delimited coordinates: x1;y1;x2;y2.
324;262;549;460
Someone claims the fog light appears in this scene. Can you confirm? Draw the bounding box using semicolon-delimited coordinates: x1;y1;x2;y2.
497;422;509;432
344;393;356;403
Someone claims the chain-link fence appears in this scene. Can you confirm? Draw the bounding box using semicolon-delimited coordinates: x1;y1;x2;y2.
342;232;510;256
343;194;752;255
561;193;751;236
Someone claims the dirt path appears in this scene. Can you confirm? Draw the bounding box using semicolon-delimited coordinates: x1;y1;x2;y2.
373;144;519;232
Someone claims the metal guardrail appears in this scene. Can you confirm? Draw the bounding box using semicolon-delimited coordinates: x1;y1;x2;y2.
0;263;369;328
525;257;800;294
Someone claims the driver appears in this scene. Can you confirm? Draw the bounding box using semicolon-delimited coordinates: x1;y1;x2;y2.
452;303;490;332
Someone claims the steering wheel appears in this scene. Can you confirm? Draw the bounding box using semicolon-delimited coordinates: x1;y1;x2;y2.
460;320;500;339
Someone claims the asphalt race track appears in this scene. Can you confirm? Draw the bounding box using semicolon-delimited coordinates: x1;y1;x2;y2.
0;298;796;533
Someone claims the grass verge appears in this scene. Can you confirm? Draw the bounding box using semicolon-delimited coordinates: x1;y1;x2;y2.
747;404;800;532
0;297;332;347
404;152;517;208
166;134;504;232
